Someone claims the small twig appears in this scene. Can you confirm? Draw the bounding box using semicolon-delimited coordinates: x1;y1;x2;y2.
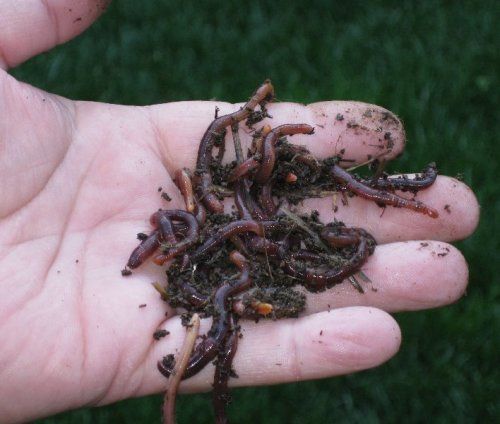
231;123;244;164
163;313;201;424
273;188;339;199
261;225;274;282
213;185;235;197
346;153;385;172
357;270;372;283
152;282;169;301
213;186;342;200
370;159;387;182
348;275;365;293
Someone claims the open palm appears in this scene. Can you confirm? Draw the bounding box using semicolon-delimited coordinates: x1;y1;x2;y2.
0;2;479;423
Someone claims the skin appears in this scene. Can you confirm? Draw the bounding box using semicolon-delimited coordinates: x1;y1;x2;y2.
0;1;479;423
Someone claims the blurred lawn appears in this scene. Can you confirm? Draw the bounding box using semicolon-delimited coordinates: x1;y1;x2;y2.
11;0;499;422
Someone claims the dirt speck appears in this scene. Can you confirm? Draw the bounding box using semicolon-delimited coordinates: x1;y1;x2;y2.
153;329;170;340
121;268;132;276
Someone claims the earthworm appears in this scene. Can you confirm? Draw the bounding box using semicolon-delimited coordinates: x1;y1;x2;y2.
279;143;321;183
150;210;200;263
282;229;375;292
175;168;196;213
233;180;282;255
249;124;272;156
213;327;239;424
234;179;268;221
157;213;177;245
228;124;271;184
127;210;199;269
246;236;281;256
259;182;277;215
234;180;253;220
293;153;321;182
175;168;207;225
365;163;437;192
127;230;160;269
254;124;315;184
190;220;264;261
195;81;274;213
174;279;209;308
292;250;323;262
195;203;207;225
320;226;373;249
330;164;439;218
227;157;260;182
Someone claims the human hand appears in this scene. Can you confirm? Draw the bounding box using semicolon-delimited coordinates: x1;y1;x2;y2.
0;1;479;422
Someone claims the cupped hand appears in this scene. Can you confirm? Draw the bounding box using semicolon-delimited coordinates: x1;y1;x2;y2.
0;1;479;423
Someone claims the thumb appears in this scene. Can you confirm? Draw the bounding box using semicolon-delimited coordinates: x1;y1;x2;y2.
0;0;111;69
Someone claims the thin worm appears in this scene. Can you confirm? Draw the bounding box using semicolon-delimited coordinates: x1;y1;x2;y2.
127;230;160;269
190;220;264;261
248;124;272;156
175;169;207;225
259;182;277;215
127;209;199;269
157;214;177;245
293;153;321;182
234;180;253;220
228;125;271;184
246;236;281;256
282;229;376;292
195;203;207;226
292;250;322;262
174;279;209;308
227;157;260;182
279;142;321;183
151;210;200;263
213;326;238;424
175;169;196;213
320;226;372;248
330;164;439;218
254;124;315;184
234;179;269;220
365;163;437;192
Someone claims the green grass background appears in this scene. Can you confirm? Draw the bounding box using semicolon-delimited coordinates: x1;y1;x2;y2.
11;0;499;422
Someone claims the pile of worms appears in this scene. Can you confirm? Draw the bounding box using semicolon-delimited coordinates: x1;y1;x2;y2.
123;81;438;423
